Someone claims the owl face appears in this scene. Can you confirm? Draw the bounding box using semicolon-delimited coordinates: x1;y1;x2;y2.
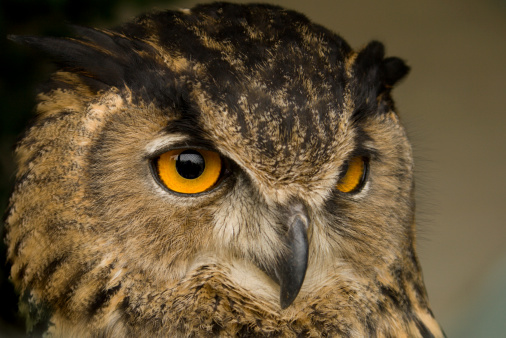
6;3;443;336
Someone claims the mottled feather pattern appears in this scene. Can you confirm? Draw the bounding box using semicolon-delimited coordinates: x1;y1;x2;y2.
5;2;443;337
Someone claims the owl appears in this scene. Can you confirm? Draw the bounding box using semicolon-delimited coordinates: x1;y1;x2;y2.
5;2;444;337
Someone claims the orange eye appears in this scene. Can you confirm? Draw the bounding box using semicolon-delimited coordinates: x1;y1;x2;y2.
336;156;368;193
156;149;222;194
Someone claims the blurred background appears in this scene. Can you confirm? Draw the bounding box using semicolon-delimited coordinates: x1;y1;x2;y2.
1;0;505;336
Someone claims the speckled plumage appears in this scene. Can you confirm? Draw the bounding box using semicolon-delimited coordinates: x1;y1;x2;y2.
5;2;443;337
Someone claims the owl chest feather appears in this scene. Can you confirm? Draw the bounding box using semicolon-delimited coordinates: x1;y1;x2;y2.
42;261;441;337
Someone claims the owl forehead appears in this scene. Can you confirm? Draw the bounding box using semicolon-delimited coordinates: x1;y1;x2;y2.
189;73;354;189
138;3;353;116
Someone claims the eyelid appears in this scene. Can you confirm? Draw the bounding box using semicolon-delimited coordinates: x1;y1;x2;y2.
144;134;190;158
144;134;217;160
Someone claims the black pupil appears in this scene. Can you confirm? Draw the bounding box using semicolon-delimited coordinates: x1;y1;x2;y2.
176;150;205;179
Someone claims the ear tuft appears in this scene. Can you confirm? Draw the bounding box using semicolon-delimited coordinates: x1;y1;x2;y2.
355;40;385;72
354;41;409;96
7;28;170;95
9;28;178;105
8;33;126;88
381;57;410;87
351;41;410;118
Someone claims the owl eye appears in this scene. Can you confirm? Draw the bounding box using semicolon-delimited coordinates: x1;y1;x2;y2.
156;149;223;194
336;156;368;193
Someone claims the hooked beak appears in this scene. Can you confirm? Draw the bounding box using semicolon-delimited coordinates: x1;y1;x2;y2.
264;204;309;309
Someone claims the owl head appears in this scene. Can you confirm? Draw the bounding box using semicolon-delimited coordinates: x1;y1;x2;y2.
5;3;443;336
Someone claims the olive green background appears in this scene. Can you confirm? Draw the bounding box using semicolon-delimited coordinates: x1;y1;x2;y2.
1;0;505;336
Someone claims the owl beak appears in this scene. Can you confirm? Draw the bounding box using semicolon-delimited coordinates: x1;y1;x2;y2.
270;205;309;309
